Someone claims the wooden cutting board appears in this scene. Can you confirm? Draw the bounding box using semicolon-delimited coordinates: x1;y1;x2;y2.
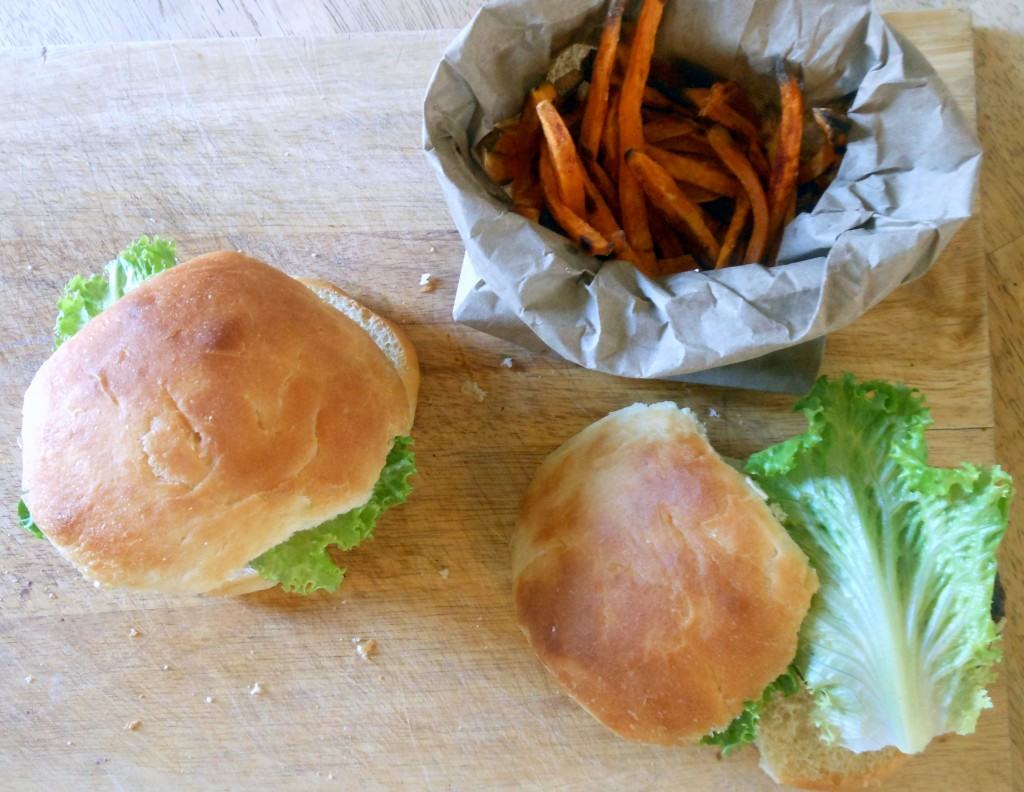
0;10;1010;790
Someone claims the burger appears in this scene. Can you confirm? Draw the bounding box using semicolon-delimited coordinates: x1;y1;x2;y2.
513;382;1009;788
19;237;418;596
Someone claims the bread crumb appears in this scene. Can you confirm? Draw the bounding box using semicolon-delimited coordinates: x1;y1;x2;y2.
249;682;263;696
461;380;487;402
438;567;450;580
24;675;33;684
708;406;720;418
311;251;318;258
428;246;437;253
355;639;377;660
327;772;335;780
47;591;57;599
137;693;145;700
161;664;170;671
65;740;73;747
501;357;514;369
129;627;141;638
419;273;436;293
351;636;362;644
205;696;214;704
124;720;142;731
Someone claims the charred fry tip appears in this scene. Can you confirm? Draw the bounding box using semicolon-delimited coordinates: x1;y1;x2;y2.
774;58;804;87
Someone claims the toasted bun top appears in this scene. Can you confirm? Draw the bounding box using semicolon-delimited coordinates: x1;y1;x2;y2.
512;403;818;745
21;251;413;594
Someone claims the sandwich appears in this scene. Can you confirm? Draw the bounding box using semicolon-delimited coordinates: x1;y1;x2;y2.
513;378;1010;788
19;237;418;596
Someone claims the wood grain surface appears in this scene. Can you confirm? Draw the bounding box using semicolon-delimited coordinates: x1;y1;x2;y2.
0;8;1014;792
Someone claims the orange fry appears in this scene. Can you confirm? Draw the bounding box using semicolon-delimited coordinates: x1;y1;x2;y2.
707;125;769;264
799;108;838;183
539;144;613;256
699;83;761;145
645;146;740;197
715;193;750;269
536;100;586;218
648;207;686;259
580;0;625;160
643;85;674;109
658;254;700;275
585;156;620;214
618;0;666;269
767;65;804;249
625;148;721;263
643;116;701;144
509;83;558;220
657;135;716;158
602;92;621;180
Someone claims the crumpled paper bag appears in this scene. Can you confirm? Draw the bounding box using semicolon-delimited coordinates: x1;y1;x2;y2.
423;0;980;392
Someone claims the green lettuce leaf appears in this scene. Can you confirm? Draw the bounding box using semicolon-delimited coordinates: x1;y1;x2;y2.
702;668;801;756
250;437;415;594
745;375;1011;754
54;235;176;347
17;499;44;539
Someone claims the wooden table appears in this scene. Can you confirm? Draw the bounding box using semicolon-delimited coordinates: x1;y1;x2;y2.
0;4;1017;790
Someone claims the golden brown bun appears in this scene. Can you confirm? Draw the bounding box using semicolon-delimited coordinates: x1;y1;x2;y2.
756;688;909;789
297;278;419;419
512;403;818;745
205;276;420;598
21;251;414;594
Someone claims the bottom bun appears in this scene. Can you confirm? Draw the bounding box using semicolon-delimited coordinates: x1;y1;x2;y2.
756;688;908;789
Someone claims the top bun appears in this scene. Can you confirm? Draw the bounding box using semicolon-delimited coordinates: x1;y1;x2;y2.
512;403;818;745
21;251;414;594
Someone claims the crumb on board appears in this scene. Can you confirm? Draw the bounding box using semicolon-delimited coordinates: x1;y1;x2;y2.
205;696;215;704
461;379;487;402
161;664;170;671
708;406;720;418
428;246;437;253
47;591;57;599
124;720;142;731
24;675;33;684
249;682;263;696
355;639;377;660
500;357;514;369
419;272;436;293
350;636;362;644
129;627;141;638
438;567;450;580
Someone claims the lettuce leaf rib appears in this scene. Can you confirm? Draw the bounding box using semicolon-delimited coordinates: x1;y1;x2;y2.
746;376;1010;754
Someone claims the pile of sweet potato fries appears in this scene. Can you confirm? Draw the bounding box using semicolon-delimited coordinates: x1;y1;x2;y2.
479;0;848;278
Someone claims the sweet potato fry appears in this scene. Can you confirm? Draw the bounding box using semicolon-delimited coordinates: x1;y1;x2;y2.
656;135;716;158
658;254;700;275
680;184;720;203
625;148;721;263
644;146;740;197
602;93;621;180
618;0;665;267
648;207;686;259
482;150;515;184
536;100;586;217
585;156;620;214
643;85;674;109
512;179;543;222
580;0;625;160
700;82;761;146
715;193;750;268
707;125;769;264
799;108;839;183
685;87;711;107
643;116;701;144
767;64;804;249
539;144;614;256
509;82;559;219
